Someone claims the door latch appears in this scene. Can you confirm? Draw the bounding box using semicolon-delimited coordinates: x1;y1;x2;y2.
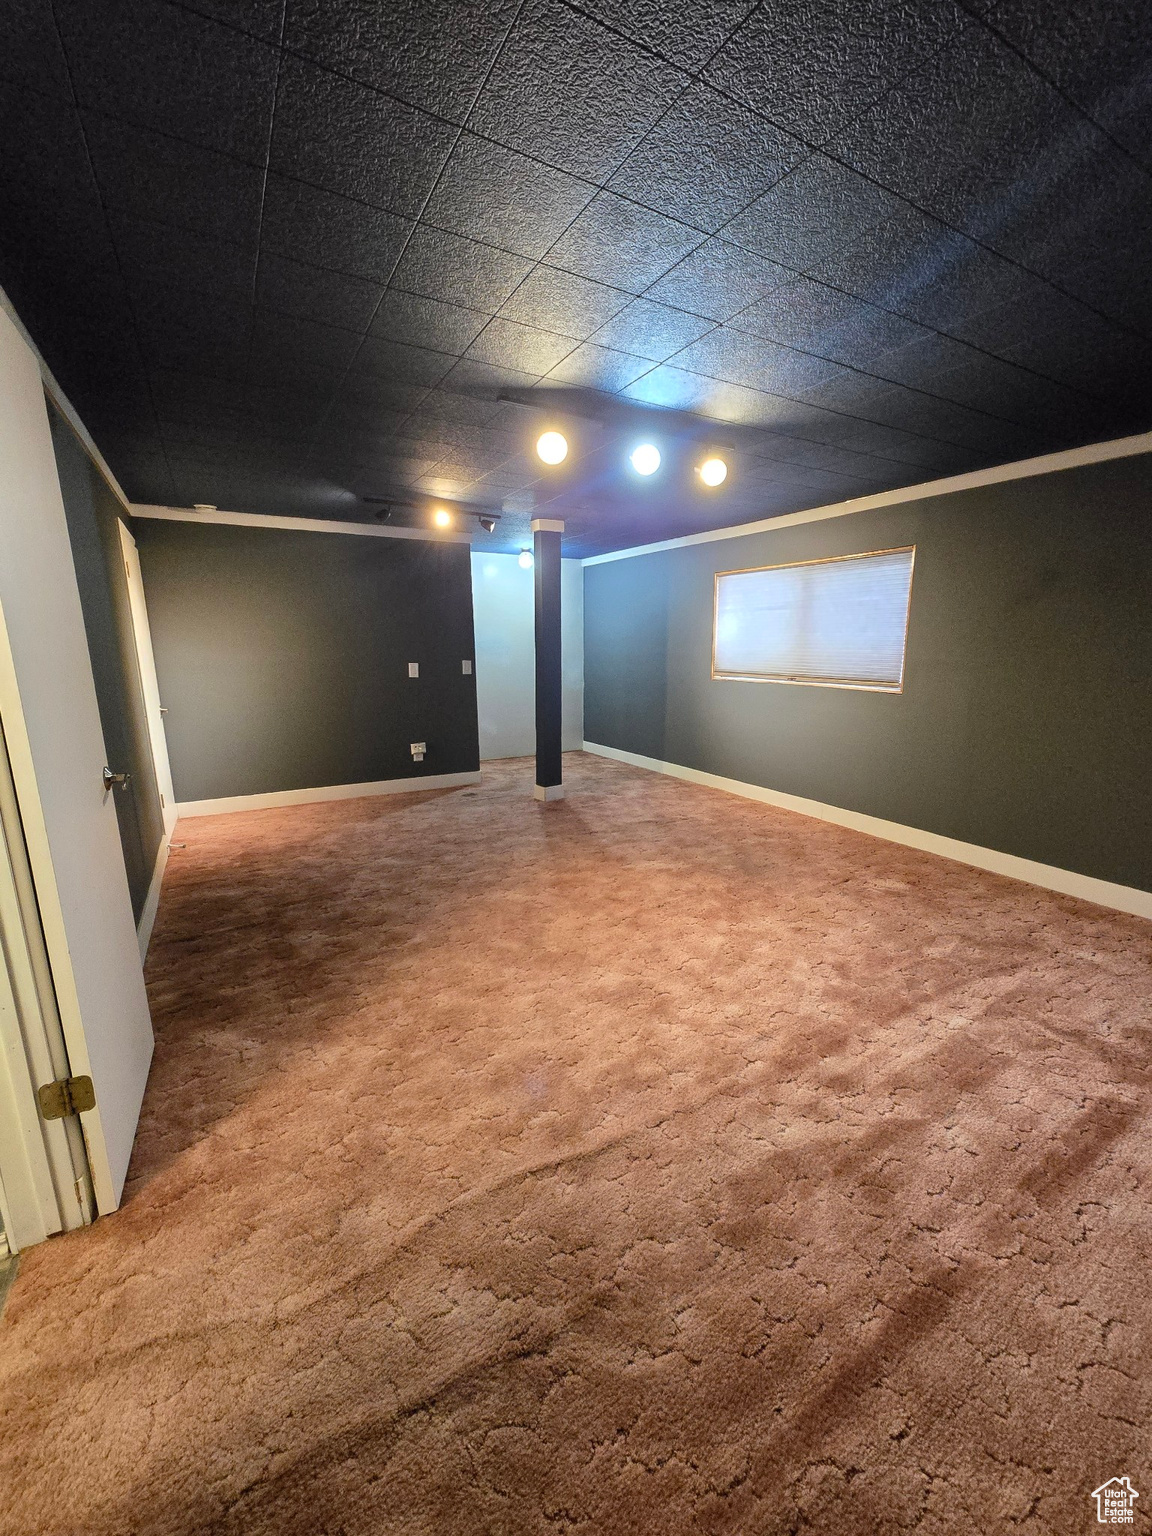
102;766;131;791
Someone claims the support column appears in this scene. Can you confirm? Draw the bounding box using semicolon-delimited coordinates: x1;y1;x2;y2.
532;517;564;801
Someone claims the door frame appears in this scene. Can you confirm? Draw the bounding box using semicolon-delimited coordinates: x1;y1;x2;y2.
0;708;94;1251
118;521;176;838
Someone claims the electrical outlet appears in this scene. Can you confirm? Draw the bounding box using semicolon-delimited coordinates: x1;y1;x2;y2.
410;742;426;762
408;662;419;678
462;659;473;675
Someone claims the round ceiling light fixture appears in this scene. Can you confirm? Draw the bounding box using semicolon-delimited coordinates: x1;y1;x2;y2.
518;550;534;570
630;442;661;476
536;430;568;465
433;507;453;528
698;456;728;487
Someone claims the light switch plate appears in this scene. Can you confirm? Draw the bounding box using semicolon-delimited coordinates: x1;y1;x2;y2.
408;662;419;678
462;659;472;675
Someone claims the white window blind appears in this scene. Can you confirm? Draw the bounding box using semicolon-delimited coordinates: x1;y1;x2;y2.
712;547;915;691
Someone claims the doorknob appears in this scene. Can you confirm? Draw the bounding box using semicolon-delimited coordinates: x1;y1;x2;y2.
102;766;131;791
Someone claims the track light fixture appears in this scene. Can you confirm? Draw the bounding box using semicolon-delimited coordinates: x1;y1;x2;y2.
433;508;452;528
698;456;728;487
630;442;661;476
536;430;568;465
478;514;497;533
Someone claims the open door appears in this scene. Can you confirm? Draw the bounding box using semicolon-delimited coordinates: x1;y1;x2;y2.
0;303;153;1216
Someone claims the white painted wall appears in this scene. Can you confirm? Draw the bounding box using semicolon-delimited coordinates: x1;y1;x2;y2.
471;553;583;761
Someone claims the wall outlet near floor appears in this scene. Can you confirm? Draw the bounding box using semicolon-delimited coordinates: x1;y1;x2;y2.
462;659;472;675
410;742;426;762
408;662;419;678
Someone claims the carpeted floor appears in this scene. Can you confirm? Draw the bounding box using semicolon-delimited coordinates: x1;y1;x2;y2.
1;753;1150;1535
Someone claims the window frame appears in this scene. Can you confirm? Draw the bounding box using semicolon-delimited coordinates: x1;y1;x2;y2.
710;545;917;693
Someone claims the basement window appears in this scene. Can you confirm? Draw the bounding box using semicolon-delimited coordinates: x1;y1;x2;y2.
712;546;916;692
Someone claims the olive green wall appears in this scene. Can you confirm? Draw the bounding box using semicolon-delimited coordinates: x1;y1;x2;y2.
584;454;1152;893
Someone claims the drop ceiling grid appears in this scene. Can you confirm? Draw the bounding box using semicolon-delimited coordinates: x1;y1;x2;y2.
0;0;1147;553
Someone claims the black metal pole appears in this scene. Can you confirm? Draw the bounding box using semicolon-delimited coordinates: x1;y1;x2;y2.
532;517;564;800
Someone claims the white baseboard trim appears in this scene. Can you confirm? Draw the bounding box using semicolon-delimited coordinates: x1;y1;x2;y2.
176;770;482;819
136;836;170;960
583;741;1152;921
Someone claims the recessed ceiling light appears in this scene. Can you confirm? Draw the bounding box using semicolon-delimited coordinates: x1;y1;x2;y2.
536;430;568;465
698;456;728;487
518;550;534;570
630;443;661;476
434;508;452;527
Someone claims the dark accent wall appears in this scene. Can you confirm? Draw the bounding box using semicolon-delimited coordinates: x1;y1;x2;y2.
584;454;1152;893
134;519;480;804
48;403;165;921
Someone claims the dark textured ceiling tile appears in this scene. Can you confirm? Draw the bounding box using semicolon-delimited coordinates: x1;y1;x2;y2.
0;0;73;100
372;291;490;354
732;277;927;364
981;0;1152;166
806;205;1032;333
131;281;253;381
151;370;249;418
270;54;456;219
248;311;363;377
332;375;431;422
113;216;257;304
802;372;1032;454
256;253;382;332
705;0;965;144
590;297;715;362
958;287;1152;396
468;0;688;182
0;84;107;223
607;83;805;231
829;22;1152;311
354;337;458;388
175;0;286;45
498;266;630;341
547;193;704;295
466;318;575;375
720;154;908;270
677;326;849;396
260;175;413;284
645;238;790;322
53;0;278;161
284;0;519;121
390;226;533;311
440;356;542;398
621;364;721;412
545;342;653;392
423;135;595;260
572;0;759;72
84;113;266;248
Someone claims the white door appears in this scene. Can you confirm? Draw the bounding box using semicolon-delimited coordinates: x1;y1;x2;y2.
0;304;153;1216
119;521;177;837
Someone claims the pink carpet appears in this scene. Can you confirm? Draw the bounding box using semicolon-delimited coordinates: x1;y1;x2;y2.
1;753;1149;1534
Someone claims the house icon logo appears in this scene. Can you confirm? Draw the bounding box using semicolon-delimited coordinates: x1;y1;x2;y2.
1092;1477;1139;1524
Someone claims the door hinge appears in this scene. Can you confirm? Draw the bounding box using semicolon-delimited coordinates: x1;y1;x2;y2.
37;1075;96;1120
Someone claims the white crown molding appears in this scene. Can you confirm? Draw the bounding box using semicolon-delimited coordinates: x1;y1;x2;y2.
583;741;1152;922
132;504;473;543
176;770;481;818
581;430;1152;565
